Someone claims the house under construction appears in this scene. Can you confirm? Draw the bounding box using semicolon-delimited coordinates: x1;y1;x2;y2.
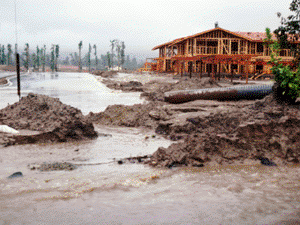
145;27;295;80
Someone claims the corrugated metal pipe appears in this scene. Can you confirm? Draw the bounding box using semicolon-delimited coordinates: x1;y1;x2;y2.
164;84;274;104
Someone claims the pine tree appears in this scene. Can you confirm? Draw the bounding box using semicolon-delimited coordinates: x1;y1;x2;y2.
88;43;92;72
7;44;12;66
78;41;83;72
51;45;55;72
24;43;29;71
55;45;59;71
36;46;40;71
42;45;46;72
107;52;111;69
93;44;98;70
110;40;115;69
121;42;125;69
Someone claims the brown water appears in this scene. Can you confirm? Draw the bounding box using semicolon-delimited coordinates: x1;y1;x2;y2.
1;72;300;224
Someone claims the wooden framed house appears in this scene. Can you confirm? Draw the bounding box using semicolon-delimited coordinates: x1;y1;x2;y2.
151;27;295;78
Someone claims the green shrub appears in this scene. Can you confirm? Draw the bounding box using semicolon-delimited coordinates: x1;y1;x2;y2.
264;28;300;103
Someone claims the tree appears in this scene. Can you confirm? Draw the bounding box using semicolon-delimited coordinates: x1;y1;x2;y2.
107;52;111;69
78;41;83;72
50;45;55;72
265;28;300;103
93;44;98;70
275;0;300;65
88;43;92;72
36;46;40;71
1;45;6;65
42;45;46;72
55;45;59;71
7;44;12;66
32;53;37;70
121;42;125;68
110;40;116;69
24;43;29;71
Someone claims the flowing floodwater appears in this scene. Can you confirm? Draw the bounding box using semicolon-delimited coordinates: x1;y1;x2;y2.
0;72;300;224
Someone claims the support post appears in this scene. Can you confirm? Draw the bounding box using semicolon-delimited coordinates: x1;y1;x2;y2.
246;61;249;84
16;53;21;100
200;61;202;79
231;64;234;83
181;62;183;77
218;62;221;81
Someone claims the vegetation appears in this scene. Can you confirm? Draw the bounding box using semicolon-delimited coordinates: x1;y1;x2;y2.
0;40;141;71
55;45;59;71
267;0;300;103
275;0;300;65
265;27;300;103
93;44;98;70
88;44;91;72
24;43;29;71
7;44;12;66
110;40;116;68
50;45;55;72
78;41;83;72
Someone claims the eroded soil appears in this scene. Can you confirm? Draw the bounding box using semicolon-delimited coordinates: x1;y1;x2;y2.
88;74;300;168
0;93;97;145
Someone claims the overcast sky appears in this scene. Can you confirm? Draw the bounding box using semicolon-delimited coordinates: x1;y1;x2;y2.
0;0;291;60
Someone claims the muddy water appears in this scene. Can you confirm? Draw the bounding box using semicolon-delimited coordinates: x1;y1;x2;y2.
0;72;145;114
0;72;300;224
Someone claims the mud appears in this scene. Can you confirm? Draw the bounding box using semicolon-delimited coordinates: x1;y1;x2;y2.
0;78;8;85
148;94;300;167
86;101;169;129
88;74;300;168
101;76;221;101
92;70;118;78
28;162;78;171
102;79;143;92
0;93;97;145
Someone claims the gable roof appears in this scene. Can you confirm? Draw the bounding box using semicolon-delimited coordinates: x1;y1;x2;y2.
235;31;276;41
152;27;278;51
170;27;255;46
152;37;185;50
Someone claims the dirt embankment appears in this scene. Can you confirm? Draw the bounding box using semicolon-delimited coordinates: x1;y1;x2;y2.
86;77;220;129
90;75;300;168
92;70;118;78
148;95;300;167
0;93;98;146
102;79;144;92
0;78;8;85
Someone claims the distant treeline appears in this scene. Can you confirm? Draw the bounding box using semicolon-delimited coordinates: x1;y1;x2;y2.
0;40;145;71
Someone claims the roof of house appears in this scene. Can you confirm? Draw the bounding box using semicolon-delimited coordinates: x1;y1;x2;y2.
152;27;277;50
235;31;276;41
152;37;185;50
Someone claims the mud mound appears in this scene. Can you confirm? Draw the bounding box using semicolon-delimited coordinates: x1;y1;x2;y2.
141;77;220;102
0;93;98;145
172;77;220;91
87;101;170;129
102;79;143;92
0;78;8;85
148;94;300;167
92;70;118;78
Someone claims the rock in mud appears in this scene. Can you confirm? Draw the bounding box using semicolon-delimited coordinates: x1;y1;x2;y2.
7;172;23;179
0;93;98;145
